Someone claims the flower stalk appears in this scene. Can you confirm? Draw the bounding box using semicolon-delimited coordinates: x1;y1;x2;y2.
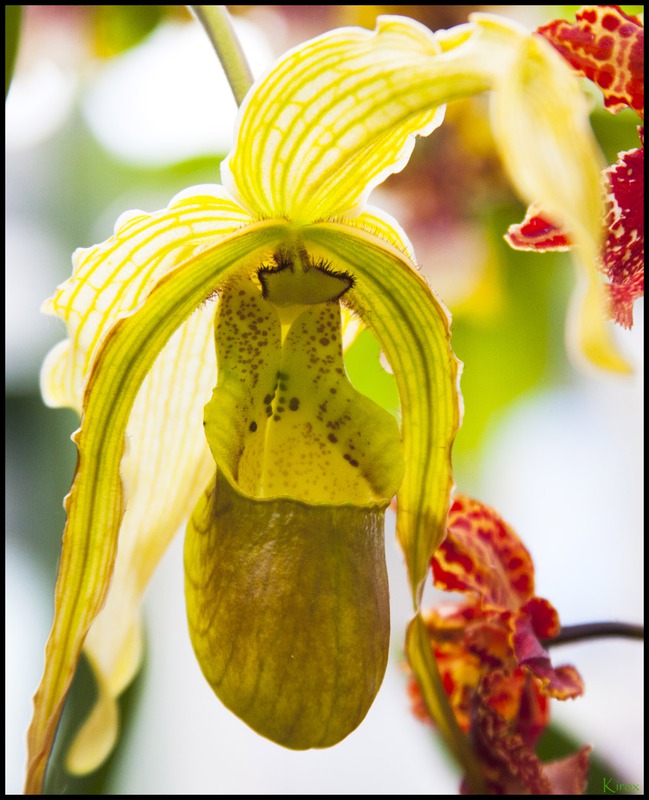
190;5;253;106
544;622;644;648
406;615;487;793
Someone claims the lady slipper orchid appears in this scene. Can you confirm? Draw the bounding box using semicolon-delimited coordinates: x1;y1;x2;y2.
26;9;622;794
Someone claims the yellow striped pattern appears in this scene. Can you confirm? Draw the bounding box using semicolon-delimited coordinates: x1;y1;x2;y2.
38;188;257;775
41;187;252;409
223;17;446;223
26;222;288;793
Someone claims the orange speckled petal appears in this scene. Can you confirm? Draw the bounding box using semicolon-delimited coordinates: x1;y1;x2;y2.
432;495;535;609
522;595;561;640
481;669;550;750
538;6;644;117
470;676;589;794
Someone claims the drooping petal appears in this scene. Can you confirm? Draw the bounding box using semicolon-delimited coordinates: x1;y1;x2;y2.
25;220;290;794
512;613;585;700
63;308;218;774
38;188;255;775
537;5;644;118
304;223;462;605
489;24;630;372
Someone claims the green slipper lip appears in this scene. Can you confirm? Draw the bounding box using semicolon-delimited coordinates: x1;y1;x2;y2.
185;470;391;749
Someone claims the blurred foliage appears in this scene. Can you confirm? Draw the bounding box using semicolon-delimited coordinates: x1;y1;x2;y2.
5;5;22;96
450;215;573;490
6;395;77;574
42;107;225;252
346;329;400;417
89;6;167;57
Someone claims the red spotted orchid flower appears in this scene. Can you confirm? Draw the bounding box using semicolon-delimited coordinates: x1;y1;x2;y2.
507;5;644;335
409;495;590;794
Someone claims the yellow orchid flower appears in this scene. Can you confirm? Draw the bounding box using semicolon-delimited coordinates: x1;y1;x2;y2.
26;9;623;794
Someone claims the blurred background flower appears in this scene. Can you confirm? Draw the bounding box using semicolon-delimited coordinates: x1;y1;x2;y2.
6;5;643;794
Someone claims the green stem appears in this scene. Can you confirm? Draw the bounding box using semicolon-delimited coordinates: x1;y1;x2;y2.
189;5;253;106
544;621;643;647
406;615;487;794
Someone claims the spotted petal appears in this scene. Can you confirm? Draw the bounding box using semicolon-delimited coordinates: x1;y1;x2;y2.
602;136;644;327
430;496;584;701
537;5;644;118
432;495;535;609
304;223;462;605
